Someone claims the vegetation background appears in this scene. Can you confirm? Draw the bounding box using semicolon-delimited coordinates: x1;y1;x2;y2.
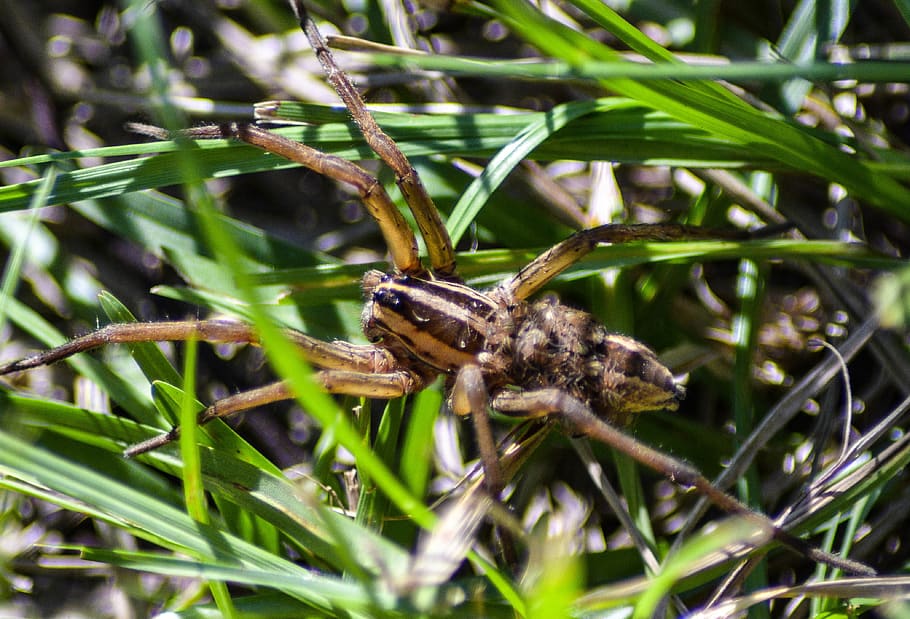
0;0;909;617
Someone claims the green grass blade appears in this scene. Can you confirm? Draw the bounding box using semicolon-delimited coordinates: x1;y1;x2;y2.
447;98;603;246
491;0;910;220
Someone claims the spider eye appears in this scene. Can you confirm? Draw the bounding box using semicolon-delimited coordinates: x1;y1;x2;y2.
373;288;401;308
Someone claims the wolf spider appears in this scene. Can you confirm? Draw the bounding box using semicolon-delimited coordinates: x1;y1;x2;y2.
0;0;873;577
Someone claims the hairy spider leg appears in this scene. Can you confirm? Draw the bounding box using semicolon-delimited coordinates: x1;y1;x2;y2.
290;0;456;279
503;222;747;301
490;389;875;576
128;122;422;277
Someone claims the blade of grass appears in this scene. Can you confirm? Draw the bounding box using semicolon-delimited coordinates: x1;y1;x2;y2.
255;238;900;295
447;98;603;246
0;165;58;332
12;101;906;214
491;0;910;219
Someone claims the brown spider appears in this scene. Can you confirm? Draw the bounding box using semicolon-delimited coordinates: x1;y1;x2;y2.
0;0;873;578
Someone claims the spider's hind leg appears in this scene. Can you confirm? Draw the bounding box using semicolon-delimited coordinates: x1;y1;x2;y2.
490;388;876;577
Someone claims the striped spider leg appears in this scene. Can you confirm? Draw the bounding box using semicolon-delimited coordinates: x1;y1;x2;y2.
0;0;875;578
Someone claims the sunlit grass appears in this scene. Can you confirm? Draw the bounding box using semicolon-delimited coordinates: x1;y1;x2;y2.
0;1;908;616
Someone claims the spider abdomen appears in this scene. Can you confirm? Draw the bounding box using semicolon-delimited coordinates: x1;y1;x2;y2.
501;296;684;423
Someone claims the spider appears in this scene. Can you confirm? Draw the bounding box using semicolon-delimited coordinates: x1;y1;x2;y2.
0;0;873;578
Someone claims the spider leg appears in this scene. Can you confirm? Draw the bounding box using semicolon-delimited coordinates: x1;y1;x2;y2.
490;388;876;576
451;364;522;565
502;223;755;301
289;0;457;279
129;121;423;277
226;121;427;276
125;368;423;457
129;2;460;279
0;320;259;375
0;319;395;376
451;364;504;496
124;380;294;457
0;317;432;455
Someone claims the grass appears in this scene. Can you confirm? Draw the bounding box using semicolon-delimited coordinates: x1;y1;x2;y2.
1;0;909;617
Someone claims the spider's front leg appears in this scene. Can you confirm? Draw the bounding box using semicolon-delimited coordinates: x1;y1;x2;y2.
129;121;423;277
288;0;456;279
0;318;428;456
502;223;789;301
